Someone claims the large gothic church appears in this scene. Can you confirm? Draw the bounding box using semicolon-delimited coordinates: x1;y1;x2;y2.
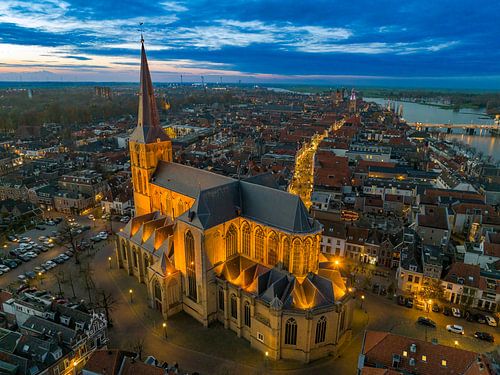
115;40;354;363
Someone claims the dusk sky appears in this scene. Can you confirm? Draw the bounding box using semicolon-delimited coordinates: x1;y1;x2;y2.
1;0;499;88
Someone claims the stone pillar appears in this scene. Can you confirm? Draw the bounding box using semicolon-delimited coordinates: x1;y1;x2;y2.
223;284;229;329
236;288;242;337
304;310;313;363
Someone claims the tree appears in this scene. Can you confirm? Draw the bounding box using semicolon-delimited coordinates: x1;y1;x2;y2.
419;278;445;302
59;219;80;265
96;290;119;327
130;338;145;360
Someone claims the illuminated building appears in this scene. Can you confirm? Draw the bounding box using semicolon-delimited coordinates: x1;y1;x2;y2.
116;40;353;363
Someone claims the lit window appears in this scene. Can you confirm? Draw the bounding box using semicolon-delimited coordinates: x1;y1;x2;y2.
402;351;408;357
422;355;427;362
441;360;447;367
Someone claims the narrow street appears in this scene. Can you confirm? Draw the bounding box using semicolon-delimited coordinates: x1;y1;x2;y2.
288;120;344;208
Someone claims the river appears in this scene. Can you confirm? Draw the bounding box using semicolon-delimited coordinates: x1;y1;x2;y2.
365;97;499;162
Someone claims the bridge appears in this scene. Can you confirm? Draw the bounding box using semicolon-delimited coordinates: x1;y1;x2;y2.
409;122;499;135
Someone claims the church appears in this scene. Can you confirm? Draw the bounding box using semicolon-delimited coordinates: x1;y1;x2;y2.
115;40;354;363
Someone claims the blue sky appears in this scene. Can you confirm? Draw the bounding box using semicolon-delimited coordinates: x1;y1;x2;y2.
0;0;499;88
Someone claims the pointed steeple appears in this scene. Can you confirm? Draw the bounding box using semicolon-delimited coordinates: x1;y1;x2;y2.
130;38;169;143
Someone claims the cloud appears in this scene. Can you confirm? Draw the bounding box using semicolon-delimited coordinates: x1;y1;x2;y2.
160;1;187;12
63;55;92;60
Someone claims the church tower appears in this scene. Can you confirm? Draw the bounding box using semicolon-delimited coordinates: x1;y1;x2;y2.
129;38;172;215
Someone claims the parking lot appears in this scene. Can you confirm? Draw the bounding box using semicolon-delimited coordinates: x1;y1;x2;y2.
0;215;114;289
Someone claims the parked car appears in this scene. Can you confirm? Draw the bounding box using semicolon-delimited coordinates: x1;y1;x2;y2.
443;306;452;316
397;295;406;306
474;332;494;342
7;235;18;242
0;265;10;273
46;220;56;226
35;225;46;230
417;317;436;328
3;260;17;269
405;298;414;308
446;324;464;335
64;251;74;257
120;216;130;223
432;303;440;313
485;315;497;327
451;307;462;318
25;271;36;279
88;214;95;220
415;301;426;310
33;266;45;274
17;274;27;281
144;356;158;366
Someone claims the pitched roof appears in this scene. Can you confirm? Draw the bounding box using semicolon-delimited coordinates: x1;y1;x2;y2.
362;330;491;375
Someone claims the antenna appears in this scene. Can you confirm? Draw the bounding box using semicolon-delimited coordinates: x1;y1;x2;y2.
138;22;144;42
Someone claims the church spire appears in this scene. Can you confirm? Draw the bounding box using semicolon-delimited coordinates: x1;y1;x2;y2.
130;38;169;143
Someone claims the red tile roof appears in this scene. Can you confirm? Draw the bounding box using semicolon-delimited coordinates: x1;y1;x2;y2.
362;331;492;375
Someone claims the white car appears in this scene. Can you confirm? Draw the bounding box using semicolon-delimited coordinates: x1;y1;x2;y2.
38;236;48;241
25;252;38;258
485;315;497;327
451;307;462;318
17;274;27;281
88;214;95;220
446;324;464;335
0;265;10;272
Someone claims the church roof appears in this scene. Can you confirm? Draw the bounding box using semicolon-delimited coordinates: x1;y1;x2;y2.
216;255;346;310
152;161;319;233
129;40;169;144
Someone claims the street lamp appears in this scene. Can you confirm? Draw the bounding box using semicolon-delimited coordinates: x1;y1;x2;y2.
38;272;43;285
162;322;167;339
92;218;96;228
129;289;133;303
108;256;112;269
361;295;365;309
427;299;432;316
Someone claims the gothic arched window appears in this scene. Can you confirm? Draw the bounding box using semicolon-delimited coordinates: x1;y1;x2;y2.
242;222;251;257
185;231;197;301
283;238;290;271
255;228;265;263
292;239;303;275
285;318;297;345
315;316;327;344
225;224;238;258
268;232;278;265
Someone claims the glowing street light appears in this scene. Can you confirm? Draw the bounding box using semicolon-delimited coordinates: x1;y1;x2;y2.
361;295;365;309
162;322;167;339
38;272;43;285
129;289;133;303
108;256;112;269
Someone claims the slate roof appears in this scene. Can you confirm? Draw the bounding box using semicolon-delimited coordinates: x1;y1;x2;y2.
216;256;346;310
151;161;234;198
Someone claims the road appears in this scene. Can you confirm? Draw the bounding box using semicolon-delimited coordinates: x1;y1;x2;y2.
288;120;344;208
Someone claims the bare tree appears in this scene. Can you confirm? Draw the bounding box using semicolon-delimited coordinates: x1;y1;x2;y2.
59;219;80;265
96;289;119;327
130;338;145;360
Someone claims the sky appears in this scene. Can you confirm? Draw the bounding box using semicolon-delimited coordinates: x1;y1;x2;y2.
0;0;499;89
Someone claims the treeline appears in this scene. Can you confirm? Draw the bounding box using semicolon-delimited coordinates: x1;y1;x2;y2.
361;88;500;115
0;87;240;132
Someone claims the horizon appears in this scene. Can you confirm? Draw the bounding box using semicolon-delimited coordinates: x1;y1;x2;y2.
1;1;499;89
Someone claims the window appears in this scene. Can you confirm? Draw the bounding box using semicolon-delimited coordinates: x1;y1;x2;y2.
414;276;420;284
315;316;327;344
242;223;251;256
408;275;413;283
185;231;197;301
244;301;251;327
268;232;278;265
218;289;224;311
441;360;447;367
255;228;265;262
257;332;264;342
230;294;237;319
292;239;303;275
285;318;297;345
225;224;238;258
283;238;290;271
133;251;138;267
421;355;427;362
122;244;127;260
402;351;408;357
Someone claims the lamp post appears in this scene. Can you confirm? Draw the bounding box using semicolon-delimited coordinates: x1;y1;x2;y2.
162;322;167;339
361;295;365;309
265;351;269;369
92;218;96;228
108;256;112;269
38;272;43;285
129;289;133;303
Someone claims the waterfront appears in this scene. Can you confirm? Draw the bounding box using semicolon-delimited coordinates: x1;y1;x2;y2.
366;97;500;162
